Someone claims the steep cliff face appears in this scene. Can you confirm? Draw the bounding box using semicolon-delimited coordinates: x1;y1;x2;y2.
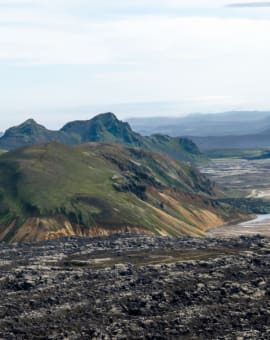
0;142;244;242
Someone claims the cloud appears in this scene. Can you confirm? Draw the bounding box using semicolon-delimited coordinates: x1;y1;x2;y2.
1;0;270;125
0;0;262;11
0;14;269;65
228;2;270;7
0;2;269;69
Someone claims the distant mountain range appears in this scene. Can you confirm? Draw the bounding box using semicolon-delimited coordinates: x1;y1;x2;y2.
189;132;270;150
0;113;206;163
128;111;270;137
0;142;244;242
128;111;270;150
3;110;270;153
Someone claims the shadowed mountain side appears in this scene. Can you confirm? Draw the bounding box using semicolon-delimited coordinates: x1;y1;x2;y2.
0;113;207;163
0;142;244;242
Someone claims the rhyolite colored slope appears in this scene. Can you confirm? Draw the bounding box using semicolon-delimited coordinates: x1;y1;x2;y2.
0;142;243;242
0;113;207;163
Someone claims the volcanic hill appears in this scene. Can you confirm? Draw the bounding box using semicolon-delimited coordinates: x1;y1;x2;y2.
0;142;242;242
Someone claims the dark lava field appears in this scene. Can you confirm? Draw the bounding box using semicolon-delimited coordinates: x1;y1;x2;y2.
0;234;270;339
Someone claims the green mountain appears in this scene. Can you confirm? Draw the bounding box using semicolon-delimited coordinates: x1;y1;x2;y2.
143;134;204;164
0;142;243;242
61;112;206;162
0;119;74;150
0;113;206;163
61;112;143;145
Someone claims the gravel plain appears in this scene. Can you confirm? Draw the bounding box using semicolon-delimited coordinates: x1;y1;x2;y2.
200;158;270;196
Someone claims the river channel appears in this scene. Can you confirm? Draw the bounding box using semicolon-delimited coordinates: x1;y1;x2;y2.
209;214;270;237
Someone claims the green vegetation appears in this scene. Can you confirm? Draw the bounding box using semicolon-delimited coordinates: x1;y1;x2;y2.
143;134;207;164
0;142;242;242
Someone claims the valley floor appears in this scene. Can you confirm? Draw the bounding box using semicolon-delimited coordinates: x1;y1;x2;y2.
200;157;270;237
0;234;269;339
200;157;270;197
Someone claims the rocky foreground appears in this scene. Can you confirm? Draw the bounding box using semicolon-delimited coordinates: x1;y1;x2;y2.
0;235;269;339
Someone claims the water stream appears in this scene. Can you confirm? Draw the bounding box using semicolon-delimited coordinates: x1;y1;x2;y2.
209;214;270;237
238;214;270;225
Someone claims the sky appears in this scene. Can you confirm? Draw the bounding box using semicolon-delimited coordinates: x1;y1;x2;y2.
1;0;270;129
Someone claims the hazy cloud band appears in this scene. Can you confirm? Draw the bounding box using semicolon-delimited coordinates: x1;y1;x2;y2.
228;2;270;7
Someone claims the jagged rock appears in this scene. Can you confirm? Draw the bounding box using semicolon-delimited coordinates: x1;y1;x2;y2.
0;234;269;338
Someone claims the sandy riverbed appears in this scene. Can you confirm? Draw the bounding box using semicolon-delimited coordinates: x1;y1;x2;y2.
209;214;270;237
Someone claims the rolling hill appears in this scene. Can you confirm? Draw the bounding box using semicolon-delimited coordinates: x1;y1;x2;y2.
0;113;206;163
0;142;243;242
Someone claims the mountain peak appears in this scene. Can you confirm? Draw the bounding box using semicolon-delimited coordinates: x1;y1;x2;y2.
0;118;73;150
0;113;206;163
61;112;142;146
4;118;44;136
93;112;118;121
23;118;39;125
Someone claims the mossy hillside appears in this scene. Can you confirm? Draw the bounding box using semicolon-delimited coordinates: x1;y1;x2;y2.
0;142;243;242
144;134;207;163
85;143;214;195
0;143;146;226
